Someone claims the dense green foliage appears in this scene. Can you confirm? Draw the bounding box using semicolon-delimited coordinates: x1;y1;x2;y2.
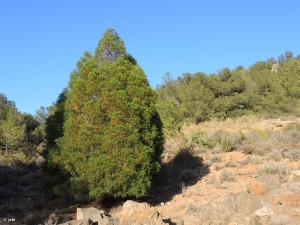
0;94;26;154
0;94;45;159
46;29;164;201
156;52;300;130
41;90;68;192
45;90;67;148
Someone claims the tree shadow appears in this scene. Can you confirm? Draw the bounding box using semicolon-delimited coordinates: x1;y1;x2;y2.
144;148;210;206
0;159;70;224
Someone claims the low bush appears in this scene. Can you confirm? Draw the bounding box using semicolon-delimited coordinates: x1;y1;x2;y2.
267;150;283;162
283;149;300;161
205;130;244;152
219;169;235;183
258;161;290;176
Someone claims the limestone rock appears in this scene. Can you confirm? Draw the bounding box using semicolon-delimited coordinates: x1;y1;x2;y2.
76;207;115;225
119;200;166;225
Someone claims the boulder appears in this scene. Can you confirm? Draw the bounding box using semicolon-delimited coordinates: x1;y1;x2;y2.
76;207;116;225
119;200;166;225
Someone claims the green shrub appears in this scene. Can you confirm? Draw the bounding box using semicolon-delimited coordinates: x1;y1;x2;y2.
206;130;244;152
220;131;244;152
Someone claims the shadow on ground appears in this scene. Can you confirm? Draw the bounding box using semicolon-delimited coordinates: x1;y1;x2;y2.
0;159;73;225
144;148;210;206
99;148;210;210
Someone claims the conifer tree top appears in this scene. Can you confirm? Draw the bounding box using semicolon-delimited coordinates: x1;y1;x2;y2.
95;28;126;64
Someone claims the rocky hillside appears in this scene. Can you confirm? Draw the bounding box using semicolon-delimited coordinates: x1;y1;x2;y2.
0;116;300;225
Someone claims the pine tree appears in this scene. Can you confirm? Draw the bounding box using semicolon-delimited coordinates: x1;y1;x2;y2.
49;29;163;200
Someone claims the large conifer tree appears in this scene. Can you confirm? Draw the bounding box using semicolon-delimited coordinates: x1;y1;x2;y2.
49;29;163;200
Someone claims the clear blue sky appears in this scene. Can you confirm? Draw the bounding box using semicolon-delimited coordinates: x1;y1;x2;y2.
1;1;300;115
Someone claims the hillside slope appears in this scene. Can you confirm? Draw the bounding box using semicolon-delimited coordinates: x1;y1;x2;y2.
0;116;300;225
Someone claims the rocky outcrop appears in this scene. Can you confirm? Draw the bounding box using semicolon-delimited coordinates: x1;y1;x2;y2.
59;201;165;225
76;207;116;224
119;200;166;225
58;170;300;225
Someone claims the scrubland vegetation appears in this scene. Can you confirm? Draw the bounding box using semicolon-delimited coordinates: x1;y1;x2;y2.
164;116;300;159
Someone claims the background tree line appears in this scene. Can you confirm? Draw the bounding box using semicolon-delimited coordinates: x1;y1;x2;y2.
0;94;52;160
156;51;300;130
